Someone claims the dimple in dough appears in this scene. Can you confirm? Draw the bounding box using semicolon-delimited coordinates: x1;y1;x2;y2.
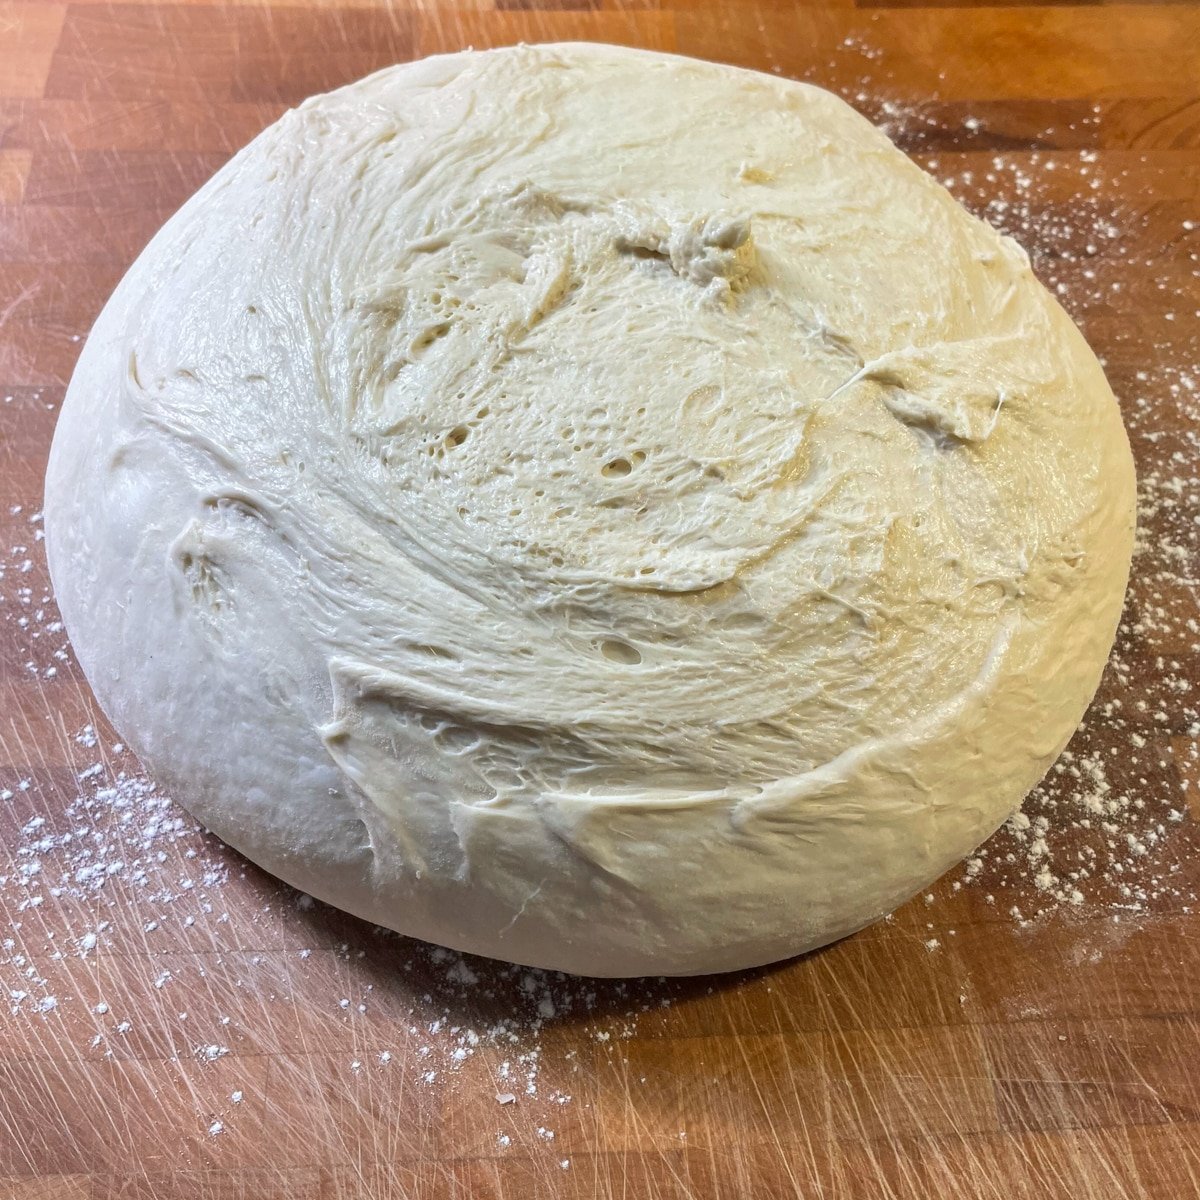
45;44;1136;976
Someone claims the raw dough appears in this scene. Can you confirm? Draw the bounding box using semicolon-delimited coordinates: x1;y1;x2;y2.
45;44;1135;976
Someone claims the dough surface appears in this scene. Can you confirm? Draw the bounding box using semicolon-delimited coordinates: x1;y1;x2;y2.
45;44;1135;976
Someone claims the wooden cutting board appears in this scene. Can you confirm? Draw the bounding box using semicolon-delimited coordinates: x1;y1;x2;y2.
2;3;1198;1198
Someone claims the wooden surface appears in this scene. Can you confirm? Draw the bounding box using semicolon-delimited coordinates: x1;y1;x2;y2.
2;3;1200;1198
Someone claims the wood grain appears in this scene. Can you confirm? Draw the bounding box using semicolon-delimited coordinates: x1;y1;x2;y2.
2;4;1199;1199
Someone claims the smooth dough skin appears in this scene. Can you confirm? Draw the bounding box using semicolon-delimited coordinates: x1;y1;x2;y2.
45;44;1136;976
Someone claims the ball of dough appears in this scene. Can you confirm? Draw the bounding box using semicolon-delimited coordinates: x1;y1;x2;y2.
45;44;1135;976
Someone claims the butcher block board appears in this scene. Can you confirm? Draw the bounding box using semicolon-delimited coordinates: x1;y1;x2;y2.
2;3;1199;1198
